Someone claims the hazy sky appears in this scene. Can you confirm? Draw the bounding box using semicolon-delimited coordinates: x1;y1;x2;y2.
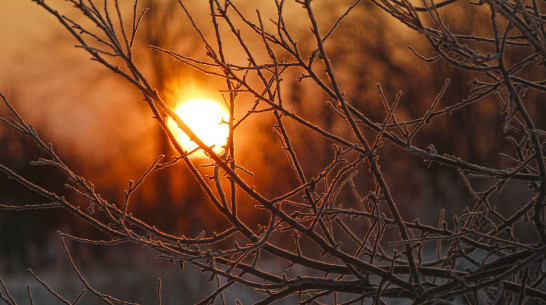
0;1;157;185
0;1;53;76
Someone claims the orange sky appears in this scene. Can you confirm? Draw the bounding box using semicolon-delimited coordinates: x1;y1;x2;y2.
0;1;52;77
0;1;157;189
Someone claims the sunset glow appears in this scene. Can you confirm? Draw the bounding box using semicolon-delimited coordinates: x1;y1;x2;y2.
167;98;229;157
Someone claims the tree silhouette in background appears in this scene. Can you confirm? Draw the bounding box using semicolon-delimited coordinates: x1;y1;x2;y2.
0;0;545;304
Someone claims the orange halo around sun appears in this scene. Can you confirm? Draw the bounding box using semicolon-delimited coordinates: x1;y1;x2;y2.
167;98;229;158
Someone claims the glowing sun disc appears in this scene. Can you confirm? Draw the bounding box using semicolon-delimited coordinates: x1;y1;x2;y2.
167;98;229;157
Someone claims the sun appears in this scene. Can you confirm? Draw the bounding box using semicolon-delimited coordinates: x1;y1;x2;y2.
167;98;229;158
